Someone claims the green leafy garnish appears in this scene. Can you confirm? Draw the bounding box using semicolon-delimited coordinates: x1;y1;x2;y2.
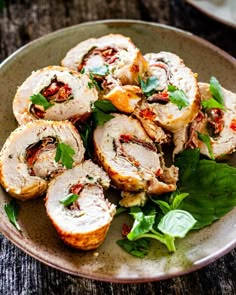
201;98;225;111
79;122;93;158
30;93;54;110
80;68;85;74
88;74;102;91
89;65;109;76
115;206;128;216
168;85;189;110
59;193;79;206
209;76;224;105
175;148;236;229
139;76;159;97
116;238;151;258
197;131;215;160
92;100;117;126
55;142;75;169
4;200;21;231
158;210;196;238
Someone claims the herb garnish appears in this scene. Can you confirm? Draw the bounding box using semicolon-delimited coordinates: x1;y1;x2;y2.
55;142;75;169
116;238;151;258
30;93;54;110
92;100;117;126
4;200;21;231
197;131;215;160
201;97;225;111
89;65;109;76
88;74;102;91
59;193;79;206
138;76;159;97
168;85;189;110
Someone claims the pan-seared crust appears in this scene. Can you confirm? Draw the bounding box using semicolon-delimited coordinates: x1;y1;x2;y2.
45;160;115;250
0;120;85;200
93;113;178;195
13;66;98;125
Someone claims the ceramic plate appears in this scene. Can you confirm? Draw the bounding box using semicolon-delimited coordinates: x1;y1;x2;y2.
0;20;236;283
187;0;236;29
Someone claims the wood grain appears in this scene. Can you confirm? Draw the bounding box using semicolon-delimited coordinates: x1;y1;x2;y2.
0;0;236;294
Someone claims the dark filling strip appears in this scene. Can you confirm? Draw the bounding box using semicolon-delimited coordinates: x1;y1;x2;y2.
25;137;57;176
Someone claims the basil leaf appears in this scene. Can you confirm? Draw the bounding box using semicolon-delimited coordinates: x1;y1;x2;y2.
201;97;225;111
55;142;75;169
30;93;54;110
150;199;170;214
60;193;79;206
4;200;21;231
115;206;128;216
197;131;215;160
116;238;151;258
175;149;236;229
92;109;114;126
168;85;189;110
127;207;156;240
158;210;196;238
209;76;224;105
89;65;109;76
139;76;159;97
94;100;117;113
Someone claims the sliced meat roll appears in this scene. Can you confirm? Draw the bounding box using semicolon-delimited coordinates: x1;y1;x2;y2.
13;66;98;125
175;82;236;159
93;113;178;195
45;160;115;250
137;52;200;133
61;34;148;86
0;120;85;200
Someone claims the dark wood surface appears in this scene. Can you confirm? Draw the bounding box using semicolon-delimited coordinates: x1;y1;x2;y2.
0;1;236;294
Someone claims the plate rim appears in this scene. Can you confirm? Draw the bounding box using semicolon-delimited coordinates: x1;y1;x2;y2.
0;19;236;283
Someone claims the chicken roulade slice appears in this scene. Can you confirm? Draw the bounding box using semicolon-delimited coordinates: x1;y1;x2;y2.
93;113;178;195
13;66;98;125
0;120;85;200
174;82;236;159
62;34;148;86
136;52;200;135
45;160;116;250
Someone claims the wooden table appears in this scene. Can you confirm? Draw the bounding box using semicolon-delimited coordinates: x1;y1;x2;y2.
0;1;235;294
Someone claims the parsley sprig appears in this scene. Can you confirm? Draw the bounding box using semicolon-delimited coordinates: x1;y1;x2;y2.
30;93;54;110
168;85;189;110
92;100;117;126
55;142;75;169
138;76;159;97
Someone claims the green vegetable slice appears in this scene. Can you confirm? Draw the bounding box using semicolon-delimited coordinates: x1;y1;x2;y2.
30;93;54;110
55;142;75;169
168;84;189;110
4;200;21;231
59;193;79;206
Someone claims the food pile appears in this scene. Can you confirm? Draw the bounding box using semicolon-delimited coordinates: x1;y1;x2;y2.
1;34;236;255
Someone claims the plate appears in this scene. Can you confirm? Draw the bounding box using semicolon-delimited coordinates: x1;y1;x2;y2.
0;20;236;283
187;0;236;29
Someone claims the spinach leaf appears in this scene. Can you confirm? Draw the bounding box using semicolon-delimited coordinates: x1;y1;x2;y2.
175;149;236;229
116;238;151;258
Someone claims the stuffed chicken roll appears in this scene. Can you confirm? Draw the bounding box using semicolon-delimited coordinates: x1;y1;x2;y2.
136;52;200;135
45;160;116;250
174;81;236;159
0;120;85;200
93;114;178;195
13;66;98;125
61;34;148;86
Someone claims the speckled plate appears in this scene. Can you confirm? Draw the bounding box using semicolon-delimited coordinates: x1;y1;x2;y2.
0;20;236;283
187;0;236;29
